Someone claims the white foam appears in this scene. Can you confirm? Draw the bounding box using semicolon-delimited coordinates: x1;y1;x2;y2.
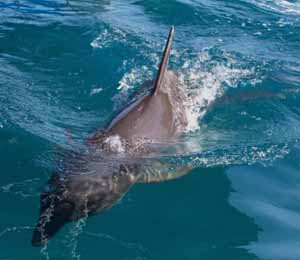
89;87;103;96
246;0;300;15
117;64;155;92
113;64;154;111
104;135;125;153
178;50;253;132
117;68;141;91
90;27;127;49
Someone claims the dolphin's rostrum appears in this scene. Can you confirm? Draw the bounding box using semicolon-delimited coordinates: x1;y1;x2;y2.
32;26;191;246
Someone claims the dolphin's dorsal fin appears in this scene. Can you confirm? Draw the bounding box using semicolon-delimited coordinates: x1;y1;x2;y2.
153;26;174;96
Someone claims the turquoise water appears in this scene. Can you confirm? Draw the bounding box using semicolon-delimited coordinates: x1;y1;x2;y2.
1;0;300;259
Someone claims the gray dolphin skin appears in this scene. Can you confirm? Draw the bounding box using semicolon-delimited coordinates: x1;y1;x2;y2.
32;26;191;246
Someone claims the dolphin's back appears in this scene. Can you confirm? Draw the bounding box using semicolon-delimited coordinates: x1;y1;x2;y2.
107;84;174;140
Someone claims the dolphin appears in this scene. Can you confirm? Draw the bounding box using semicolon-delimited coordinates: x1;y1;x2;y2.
32;26;191;246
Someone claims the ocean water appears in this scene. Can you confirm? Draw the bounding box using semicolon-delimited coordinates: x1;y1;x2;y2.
1;0;300;259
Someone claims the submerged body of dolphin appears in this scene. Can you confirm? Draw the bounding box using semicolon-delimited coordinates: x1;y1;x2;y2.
32;26;191;246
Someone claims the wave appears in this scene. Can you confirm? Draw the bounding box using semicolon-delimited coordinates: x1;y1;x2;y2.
245;0;300;15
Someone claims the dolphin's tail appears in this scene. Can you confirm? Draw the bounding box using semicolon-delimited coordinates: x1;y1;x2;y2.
153;26;174;96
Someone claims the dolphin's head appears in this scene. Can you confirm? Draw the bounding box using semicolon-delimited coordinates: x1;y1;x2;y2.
31;174;74;246
31;198;75;246
32;163;137;246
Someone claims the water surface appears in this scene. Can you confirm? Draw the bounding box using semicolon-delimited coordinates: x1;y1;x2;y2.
0;0;300;259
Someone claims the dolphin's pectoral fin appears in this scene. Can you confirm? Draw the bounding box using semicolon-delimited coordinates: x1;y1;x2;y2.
137;161;193;183
153;26;174;96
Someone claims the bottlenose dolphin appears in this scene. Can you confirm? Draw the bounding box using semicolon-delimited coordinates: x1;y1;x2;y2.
32;26;191;246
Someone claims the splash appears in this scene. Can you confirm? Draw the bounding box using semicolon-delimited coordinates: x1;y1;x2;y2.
177;49;254;132
90;27;128;49
68;218;88;260
117;66;153;92
103;135;125;153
